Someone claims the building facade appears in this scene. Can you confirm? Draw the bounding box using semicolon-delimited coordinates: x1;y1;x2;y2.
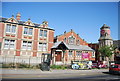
0;13;54;64
88;43;99;62
98;24;114;61
113;40;120;62
51;29;95;65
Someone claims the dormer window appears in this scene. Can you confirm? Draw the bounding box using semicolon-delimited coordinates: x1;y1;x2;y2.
68;36;75;45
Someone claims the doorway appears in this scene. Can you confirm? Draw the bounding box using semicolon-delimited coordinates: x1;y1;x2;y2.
55;51;62;61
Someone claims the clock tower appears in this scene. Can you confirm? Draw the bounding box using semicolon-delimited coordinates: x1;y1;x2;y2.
98;24;113;61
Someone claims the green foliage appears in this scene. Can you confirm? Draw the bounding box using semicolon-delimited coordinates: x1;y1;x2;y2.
98;45;116;59
50;65;68;70
2;63;40;69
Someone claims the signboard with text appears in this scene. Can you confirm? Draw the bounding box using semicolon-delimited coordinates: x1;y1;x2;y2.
82;53;89;60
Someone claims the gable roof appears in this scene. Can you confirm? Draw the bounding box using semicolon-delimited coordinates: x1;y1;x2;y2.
52;41;94;51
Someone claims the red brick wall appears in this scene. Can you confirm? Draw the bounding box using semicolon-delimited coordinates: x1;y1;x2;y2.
0;23;4;42
33;28;38;56
57;31;88;46
88;43;99;61
16;25;23;56
48;30;54;53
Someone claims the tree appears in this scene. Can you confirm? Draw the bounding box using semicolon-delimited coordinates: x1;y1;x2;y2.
98;45;116;66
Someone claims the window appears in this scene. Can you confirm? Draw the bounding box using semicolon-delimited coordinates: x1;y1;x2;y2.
69;50;73;57
6;24;16;34
29;28;33;35
38;43;42;51
11;25;16;33
24;27;28;34
24;27;33;35
76;51;82;57
92;52;95;57
68;36;75;45
4;39;9;48
10;40;15;49
6;24;11;32
76;40;80;45
27;41;32;50
38;42;47;51
64;38;67;43
4;39;15;49
22;41;27;49
40;30;43;37
22;41;32;50
39;30;47;37
43;43;47;51
44;30;47;37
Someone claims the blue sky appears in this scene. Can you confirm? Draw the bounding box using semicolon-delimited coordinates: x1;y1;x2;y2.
2;2;119;43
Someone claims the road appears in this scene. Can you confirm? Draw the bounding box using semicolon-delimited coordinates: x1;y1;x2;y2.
1;68;120;81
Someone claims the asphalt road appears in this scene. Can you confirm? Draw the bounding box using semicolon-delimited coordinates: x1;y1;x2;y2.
1;68;120;81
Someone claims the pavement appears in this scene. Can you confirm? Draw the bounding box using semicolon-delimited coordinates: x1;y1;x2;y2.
1;68;108;74
1;68;120;81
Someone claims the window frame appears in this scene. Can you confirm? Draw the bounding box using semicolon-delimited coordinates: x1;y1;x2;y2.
68;36;75;45
76;51;82;57
6;24;16;34
68;50;73;57
4;39;15;49
22;41;32;50
23;27;33;36
38;42;47;52
39;29;48;38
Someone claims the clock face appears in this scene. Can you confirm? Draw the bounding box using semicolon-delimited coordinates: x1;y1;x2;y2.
101;30;105;35
107;30;110;35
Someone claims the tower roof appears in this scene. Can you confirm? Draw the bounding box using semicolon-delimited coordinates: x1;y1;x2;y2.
98;35;112;41
101;24;110;29
16;12;21;16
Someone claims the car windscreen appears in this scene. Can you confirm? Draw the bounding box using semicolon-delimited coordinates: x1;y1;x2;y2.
111;65;118;68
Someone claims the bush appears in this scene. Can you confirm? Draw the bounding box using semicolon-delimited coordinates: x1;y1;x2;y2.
2;63;14;68
17;63;29;68
50;65;68;70
2;63;40;69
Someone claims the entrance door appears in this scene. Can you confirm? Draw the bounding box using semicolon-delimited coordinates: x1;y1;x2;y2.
55;52;62;61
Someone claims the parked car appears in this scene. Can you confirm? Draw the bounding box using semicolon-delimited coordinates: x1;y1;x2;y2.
92;61;108;69
92;62;98;68
109;64;120;74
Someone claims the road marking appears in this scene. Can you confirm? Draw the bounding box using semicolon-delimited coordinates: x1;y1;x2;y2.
80;74;87;75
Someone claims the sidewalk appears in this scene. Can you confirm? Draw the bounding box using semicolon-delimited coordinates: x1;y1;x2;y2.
1;68;109;75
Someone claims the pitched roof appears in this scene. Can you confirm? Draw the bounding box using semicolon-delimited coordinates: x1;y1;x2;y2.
52;41;94;51
0;17;54;30
101;24;110;29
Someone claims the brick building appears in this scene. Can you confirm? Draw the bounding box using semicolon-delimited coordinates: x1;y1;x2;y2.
0;13;54;64
51;29;95;65
113;40;120;62
88;43;99;62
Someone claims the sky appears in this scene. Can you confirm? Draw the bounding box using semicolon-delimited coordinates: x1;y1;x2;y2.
2;2;119;43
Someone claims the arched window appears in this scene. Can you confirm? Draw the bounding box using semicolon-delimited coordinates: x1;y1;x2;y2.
68;36;75;45
76;40;80;45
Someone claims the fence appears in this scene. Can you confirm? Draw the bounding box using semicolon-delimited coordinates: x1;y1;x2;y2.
0;56;42;65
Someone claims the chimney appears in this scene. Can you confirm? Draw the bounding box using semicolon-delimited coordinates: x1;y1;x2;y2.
71;29;73;32
16;13;21;20
42;21;48;28
64;31;66;34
